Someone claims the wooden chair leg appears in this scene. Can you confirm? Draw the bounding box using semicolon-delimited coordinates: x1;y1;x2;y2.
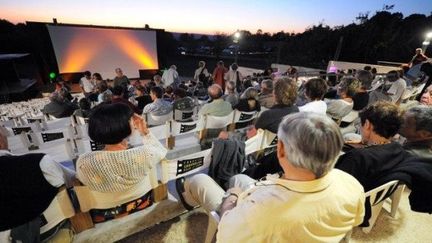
153;183;168;202
166;136;175;150
70;211;94;233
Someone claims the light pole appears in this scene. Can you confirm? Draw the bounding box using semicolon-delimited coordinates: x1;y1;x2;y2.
421;31;432;53
233;31;241;63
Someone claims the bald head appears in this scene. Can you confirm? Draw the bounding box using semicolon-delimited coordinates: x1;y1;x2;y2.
208;84;223;99
0;127;8;150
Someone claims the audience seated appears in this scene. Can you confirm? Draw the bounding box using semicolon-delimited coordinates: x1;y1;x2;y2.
143;86;173;116
0;129;75;241
163;86;174;101
336;101;410;191
223;81;239;107
299;78;328;114
254;77;299;133
353;70;373;111
173;88;195;111
326;77;360;121
176;112;365;242
96;80;112;103
73;98;92;118
153;74;165;88
198;84;232;117
258;79;274;109
111;85;141;114
420;85;432;105
42;91;78;118
400;106;432;159
386;70;407;104
133;85;153;110
76;103;167;220
234;87;261;112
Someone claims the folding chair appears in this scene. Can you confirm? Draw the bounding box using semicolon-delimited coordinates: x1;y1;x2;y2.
145;112;173;127
40;188;76;235
229;110;258;131
160;149;212;183
200;112;234;141
173;108;196;122
362;180;399;233
167;119;203;149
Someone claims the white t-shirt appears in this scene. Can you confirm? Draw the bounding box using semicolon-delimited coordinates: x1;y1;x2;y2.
80;78;95;93
387;78;407;103
299;100;327;115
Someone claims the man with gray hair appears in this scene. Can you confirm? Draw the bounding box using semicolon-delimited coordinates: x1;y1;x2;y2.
400;105;432;159
113;67;129;87
176;112;365;242
42;91;78;118
258;79;274;108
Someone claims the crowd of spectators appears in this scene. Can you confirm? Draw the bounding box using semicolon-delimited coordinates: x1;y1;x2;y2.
2;56;432;242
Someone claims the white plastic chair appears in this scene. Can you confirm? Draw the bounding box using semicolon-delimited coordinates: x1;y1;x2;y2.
174;109;195;122
362;180;399;233
203;111;235;130
160;149;212;183
145;111;173;126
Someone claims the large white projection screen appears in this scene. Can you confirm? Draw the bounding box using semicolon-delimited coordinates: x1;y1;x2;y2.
47;25;159;79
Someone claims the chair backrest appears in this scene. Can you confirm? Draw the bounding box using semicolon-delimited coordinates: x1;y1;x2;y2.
341;110;359;123
32;140;76;162
75;139;105;155
11;126;33;136
45;117;72;130
74;177;154;212
204;111;235;130
232;110;257;124
170;119;203;137
365;180;399;206
160;149;212;183
32;127;74;146
40;189;76;234
146;111;173;126
174;109;195;122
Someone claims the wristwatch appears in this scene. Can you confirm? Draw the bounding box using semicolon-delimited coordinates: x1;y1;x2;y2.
222;191;239;203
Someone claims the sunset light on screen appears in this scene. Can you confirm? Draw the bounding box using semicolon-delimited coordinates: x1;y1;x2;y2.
47;25;158;79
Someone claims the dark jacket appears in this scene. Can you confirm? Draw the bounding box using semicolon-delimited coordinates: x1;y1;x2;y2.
208;139;245;189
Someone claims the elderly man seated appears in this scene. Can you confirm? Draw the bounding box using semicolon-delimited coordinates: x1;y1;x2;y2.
176;112;365;242
198;84;233;117
0;129;75;242
400;105;432;159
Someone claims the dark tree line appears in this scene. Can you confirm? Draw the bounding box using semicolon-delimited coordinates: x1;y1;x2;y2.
0;11;431;71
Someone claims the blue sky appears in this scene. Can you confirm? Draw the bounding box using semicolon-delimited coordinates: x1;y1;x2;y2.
0;0;430;34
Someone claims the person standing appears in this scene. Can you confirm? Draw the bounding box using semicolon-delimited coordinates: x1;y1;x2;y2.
113;68;129;87
194;61;210;87
212;61;228;91
162;65;180;88
80;71;95;98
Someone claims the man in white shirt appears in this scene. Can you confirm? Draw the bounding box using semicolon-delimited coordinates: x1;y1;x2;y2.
162;65;179;88
299;78;328;114
193;61;210;85
386;70;407;103
177;112;365;242
79;71;95;98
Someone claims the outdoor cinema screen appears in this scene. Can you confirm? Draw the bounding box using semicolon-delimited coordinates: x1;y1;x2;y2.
47;25;159;79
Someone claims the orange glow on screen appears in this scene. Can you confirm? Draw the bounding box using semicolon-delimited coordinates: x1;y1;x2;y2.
48;25;158;78
112;34;158;69
61;36;100;72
